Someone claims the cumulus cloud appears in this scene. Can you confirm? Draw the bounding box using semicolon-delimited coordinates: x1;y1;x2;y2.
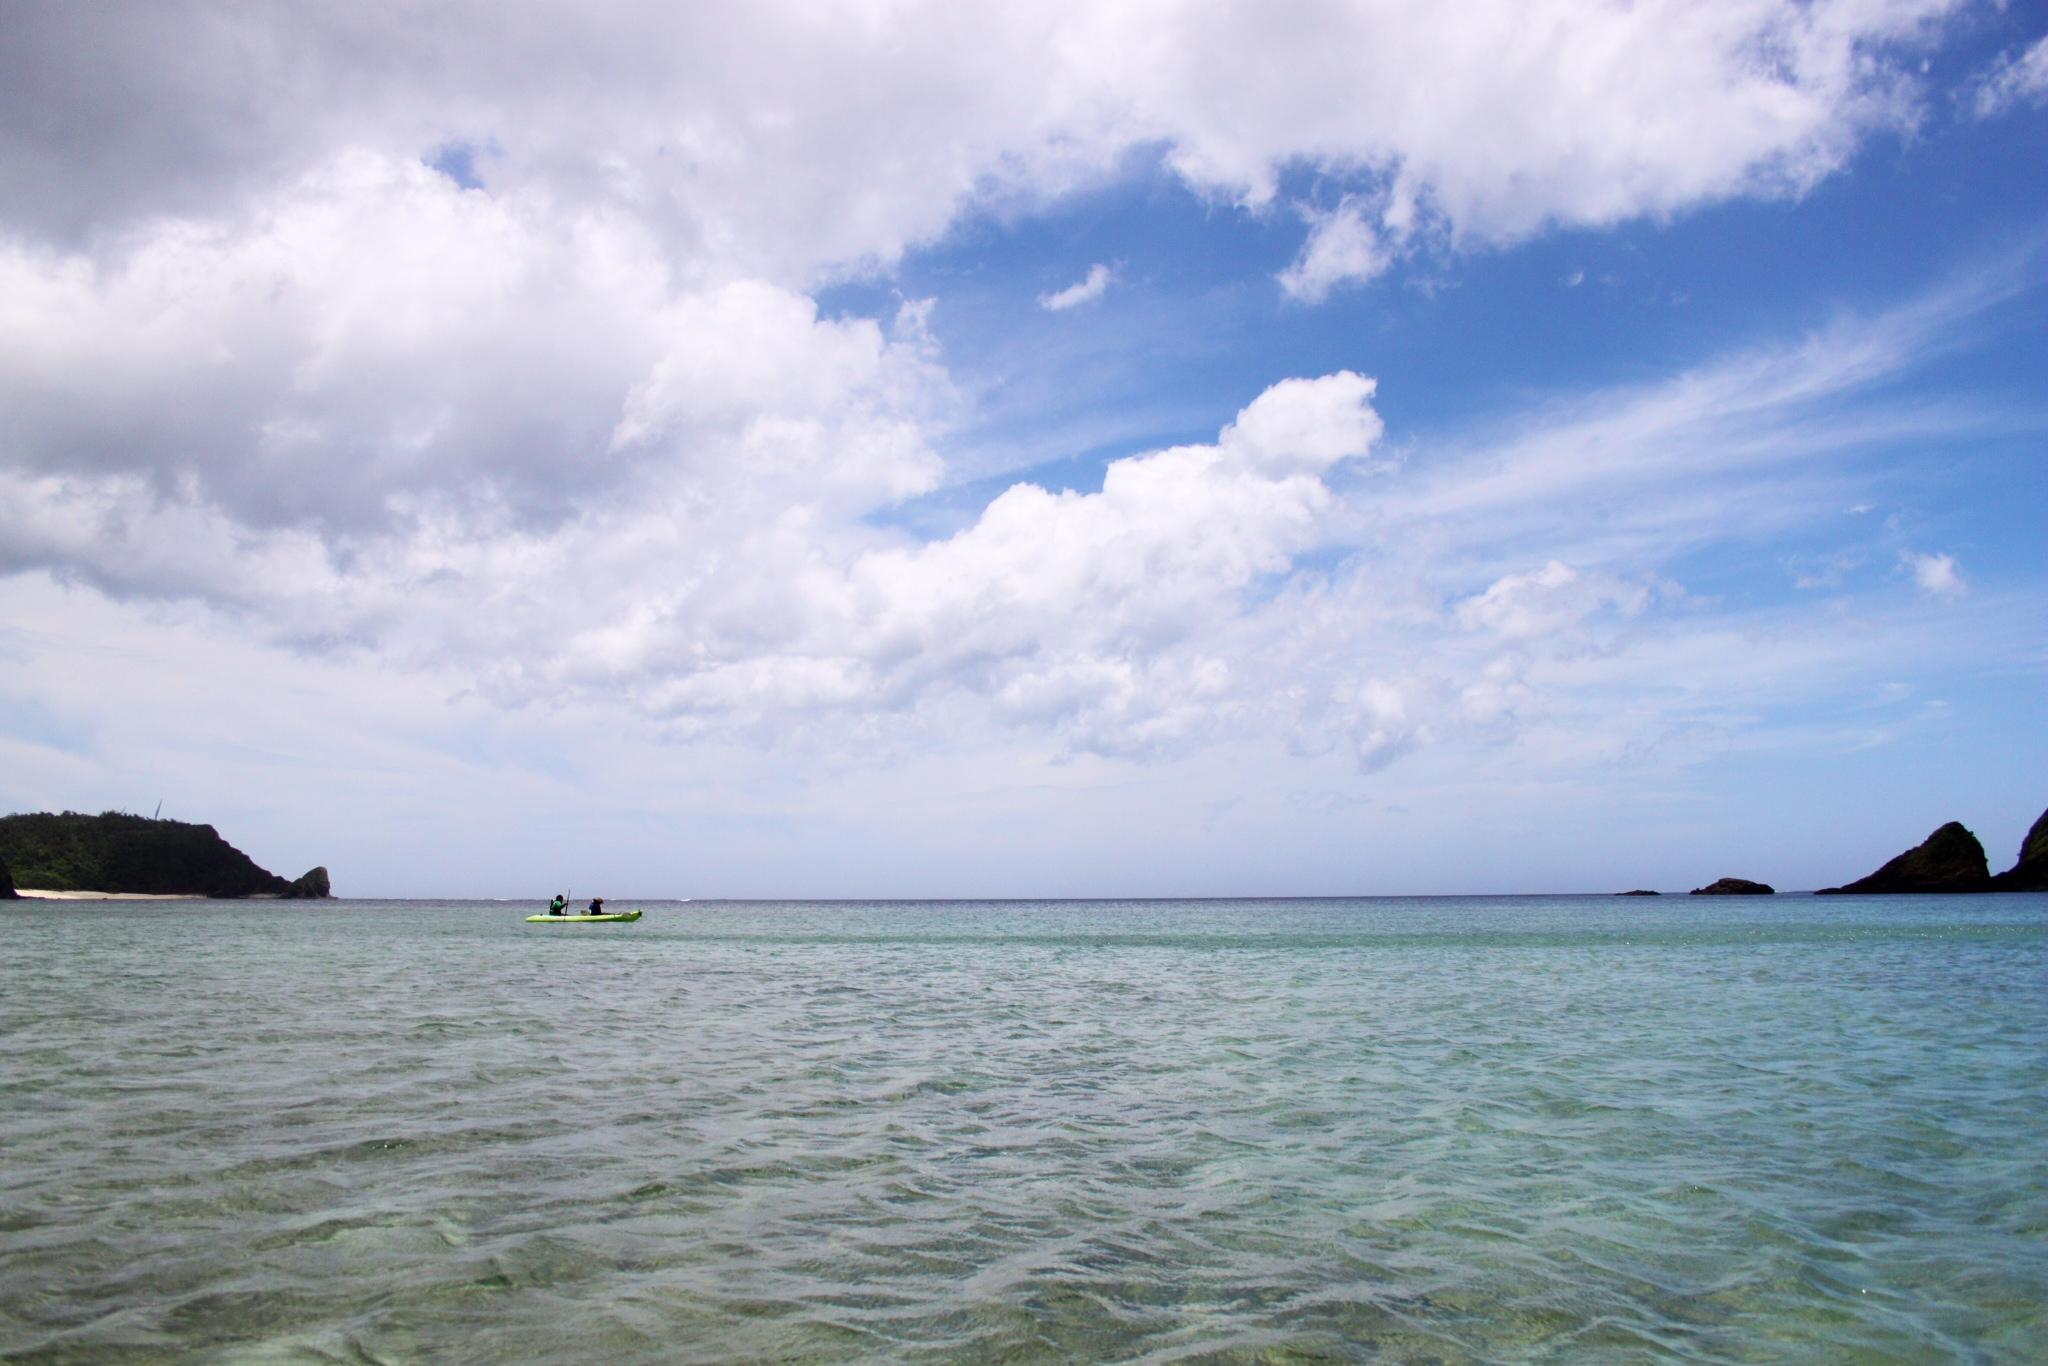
0;154;951;541
3;230;2028;782
1279;197;1396;302
1904;550;1966;596
1;366;1384;745
1345;677;1432;774
612;371;1385;748
7;2;1959;555
1967;34;2048;118
1456;562;1651;641
0;0;2011;791
1039;264;1114;311
1128;0;1950;265
0;2;1960;278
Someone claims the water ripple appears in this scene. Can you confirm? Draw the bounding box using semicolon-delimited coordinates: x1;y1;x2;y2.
2;895;2044;1361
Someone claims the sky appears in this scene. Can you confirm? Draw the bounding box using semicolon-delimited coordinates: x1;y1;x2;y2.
1;1;2044;898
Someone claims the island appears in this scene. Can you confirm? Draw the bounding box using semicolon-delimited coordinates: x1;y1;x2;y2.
1690;877;1774;895
0;811;331;899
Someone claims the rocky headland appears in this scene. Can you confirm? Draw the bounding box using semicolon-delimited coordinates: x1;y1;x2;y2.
0;852;18;899
1816;821;1989;894
1988;807;2048;891
1814;805;2047;894
0;812;332;899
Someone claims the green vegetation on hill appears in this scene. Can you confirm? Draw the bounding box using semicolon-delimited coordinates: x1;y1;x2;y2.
0;811;329;898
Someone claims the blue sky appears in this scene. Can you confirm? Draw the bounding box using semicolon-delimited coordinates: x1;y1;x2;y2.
1;2;2044;897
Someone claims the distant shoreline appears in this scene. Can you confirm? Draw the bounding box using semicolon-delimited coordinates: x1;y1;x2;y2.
15;889;208;901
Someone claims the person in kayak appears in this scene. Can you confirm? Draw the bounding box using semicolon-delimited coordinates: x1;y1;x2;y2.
587;897;606;915
548;893;567;916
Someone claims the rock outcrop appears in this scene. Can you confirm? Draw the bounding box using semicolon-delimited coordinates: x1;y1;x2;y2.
285;866;332;899
0;811;331;899
1816;821;1990;895
1989;806;2048;891
1690;877;1773;895
0;853;18;899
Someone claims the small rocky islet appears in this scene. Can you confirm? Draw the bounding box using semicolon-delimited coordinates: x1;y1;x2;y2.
0;811;329;899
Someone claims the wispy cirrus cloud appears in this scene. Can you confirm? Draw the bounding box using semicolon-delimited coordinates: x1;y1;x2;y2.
1369;252;2043;573
1967;33;2048;119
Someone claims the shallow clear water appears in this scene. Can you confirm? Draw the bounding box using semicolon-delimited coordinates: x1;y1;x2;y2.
3;895;2044;1362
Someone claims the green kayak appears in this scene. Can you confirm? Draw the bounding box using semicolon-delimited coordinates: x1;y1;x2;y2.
525;910;643;923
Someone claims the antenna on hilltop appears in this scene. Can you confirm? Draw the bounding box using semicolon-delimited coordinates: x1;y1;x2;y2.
153;800;162;820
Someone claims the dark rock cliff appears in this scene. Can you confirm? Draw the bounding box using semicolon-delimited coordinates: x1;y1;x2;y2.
0;811;331;898
1989;805;2048;891
1690;877;1774;895
1816;821;1990;895
0;852;18;899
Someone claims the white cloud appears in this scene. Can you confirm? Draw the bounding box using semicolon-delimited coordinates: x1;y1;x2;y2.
1968;34;2048;118
0;154;951;543
0;2;1961;282
1117;0;1951;261
719;371;1384;743
1365;261;2032;575
1279;196;1396;303
2;248;2029;787
0;0;2023;816
1789;550;1865;589
1904;550;1966;596
1346;678;1430;774
0;367;1384;747
3;2;1963;566
1456;561;1651;641
1039;263;1114;311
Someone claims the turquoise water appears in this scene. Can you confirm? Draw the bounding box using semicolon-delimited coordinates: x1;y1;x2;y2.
2;895;2044;1362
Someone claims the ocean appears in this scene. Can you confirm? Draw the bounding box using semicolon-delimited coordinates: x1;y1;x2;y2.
2;894;2043;1362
